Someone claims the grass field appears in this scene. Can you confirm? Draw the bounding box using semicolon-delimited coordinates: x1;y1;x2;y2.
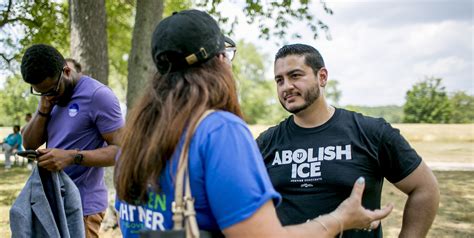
381;171;473;237
2;124;474;162
0;124;472;237
0;167;471;238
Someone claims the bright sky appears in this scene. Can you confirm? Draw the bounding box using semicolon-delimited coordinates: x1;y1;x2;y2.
2;1;472;107
218;0;473;106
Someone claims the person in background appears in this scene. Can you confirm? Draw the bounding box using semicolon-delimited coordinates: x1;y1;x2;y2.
257;43;440;237
114;9;393;238
21;44;124;237
1;125;23;170
65;58;83;77
24;113;32;123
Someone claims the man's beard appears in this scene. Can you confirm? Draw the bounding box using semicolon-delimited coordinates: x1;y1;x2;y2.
280;84;320;114
56;80;75;107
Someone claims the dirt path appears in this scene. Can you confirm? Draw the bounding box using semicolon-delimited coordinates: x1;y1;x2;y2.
427;162;474;171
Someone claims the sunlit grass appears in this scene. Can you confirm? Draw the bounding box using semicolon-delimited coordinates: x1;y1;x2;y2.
0;124;472;237
382;171;473;237
0;164;472;237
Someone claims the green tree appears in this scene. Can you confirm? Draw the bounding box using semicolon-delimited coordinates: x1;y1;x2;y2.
232;40;288;124
403;77;452;123
449;91;474;123
126;0;334;110
345;105;403;123
70;0;109;84
125;0;163;109
0;75;38;126
198;0;333;40
1;0;69;69
1;0;334;112
325;79;341;106
164;0;191;17
105;0;135;101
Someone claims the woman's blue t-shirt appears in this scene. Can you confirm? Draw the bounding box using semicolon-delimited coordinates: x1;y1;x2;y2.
115;111;281;237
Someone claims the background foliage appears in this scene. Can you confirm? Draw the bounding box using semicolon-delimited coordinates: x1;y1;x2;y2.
0;1;472;126
346;105;404;123
0;75;38;126
403;77;473;123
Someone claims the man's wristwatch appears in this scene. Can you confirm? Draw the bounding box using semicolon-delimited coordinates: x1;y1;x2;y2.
37;110;50;117
73;152;84;165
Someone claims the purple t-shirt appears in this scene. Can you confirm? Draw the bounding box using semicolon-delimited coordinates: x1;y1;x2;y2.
46;76;124;215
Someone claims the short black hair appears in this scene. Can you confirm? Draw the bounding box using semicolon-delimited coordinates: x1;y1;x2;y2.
21;44;65;84
65;58;82;73
13;125;20;132
275;44;325;75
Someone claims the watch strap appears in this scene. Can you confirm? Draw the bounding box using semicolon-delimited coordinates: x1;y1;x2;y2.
37;110;50;117
73;150;84;165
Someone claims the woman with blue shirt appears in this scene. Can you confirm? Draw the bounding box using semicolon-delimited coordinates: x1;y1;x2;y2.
2;125;23;169
114;9;393;238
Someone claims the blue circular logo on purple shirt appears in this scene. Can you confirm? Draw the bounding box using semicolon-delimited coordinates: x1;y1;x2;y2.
68;103;79;117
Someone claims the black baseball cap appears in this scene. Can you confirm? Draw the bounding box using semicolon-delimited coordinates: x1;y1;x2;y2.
151;9;225;74
224;36;236;48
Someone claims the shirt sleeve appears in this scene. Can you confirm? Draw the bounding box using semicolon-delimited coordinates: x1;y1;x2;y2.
90;86;124;134
378;123;422;183
202;121;281;229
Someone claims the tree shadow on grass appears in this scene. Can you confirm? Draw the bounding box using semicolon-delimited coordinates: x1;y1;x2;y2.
381;170;473;237
0;163;31;206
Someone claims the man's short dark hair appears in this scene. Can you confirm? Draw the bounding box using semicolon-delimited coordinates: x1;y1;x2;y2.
275;44;325;75
21;44;65;84
65;58;82;73
13;125;20;132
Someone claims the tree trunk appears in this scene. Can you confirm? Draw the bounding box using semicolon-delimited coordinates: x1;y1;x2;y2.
69;1;113;228
126;0;163;110
69;0;109;85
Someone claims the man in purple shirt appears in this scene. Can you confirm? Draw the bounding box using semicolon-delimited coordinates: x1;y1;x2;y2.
21;44;124;237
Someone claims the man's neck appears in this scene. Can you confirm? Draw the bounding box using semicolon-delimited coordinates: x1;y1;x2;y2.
293;98;335;128
71;74;80;87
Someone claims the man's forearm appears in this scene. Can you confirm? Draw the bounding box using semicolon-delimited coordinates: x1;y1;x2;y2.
399;185;440;237
77;145;119;167
22;112;48;149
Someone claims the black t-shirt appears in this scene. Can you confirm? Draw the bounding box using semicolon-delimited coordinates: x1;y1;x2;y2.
256;108;422;237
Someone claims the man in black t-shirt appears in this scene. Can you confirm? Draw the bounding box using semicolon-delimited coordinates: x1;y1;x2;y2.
257;44;439;237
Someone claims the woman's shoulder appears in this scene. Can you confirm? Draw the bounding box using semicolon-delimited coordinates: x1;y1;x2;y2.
195;110;251;139
202;110;246;128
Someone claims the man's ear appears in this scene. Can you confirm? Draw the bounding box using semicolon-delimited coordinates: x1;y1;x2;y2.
217;53;226;62
63;66;72;77
318;67;328;87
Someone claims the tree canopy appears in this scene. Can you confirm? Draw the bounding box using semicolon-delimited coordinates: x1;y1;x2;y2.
0;75;38;126
0;0;335;125
232;40;289;125
449;91;474;123
1;1;471;126
403;77;473;124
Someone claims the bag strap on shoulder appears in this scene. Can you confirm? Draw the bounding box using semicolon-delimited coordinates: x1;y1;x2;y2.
172;110;215;237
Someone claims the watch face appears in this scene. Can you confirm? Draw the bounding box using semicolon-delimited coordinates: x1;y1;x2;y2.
74;153;84;164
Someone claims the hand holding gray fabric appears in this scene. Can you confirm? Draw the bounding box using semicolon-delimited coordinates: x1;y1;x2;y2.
10;166;84;238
